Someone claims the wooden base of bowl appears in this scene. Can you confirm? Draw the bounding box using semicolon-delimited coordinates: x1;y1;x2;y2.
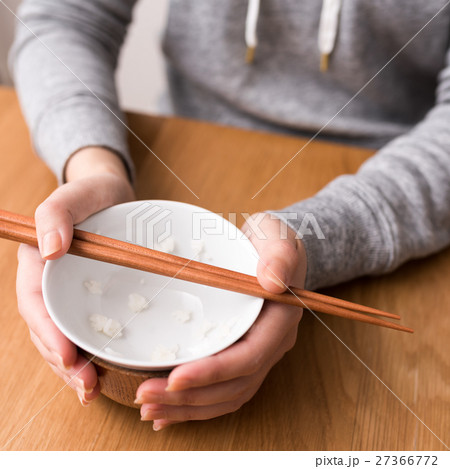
81;351;171;408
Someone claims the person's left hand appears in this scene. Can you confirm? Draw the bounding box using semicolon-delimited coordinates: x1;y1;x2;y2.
135;213;307;431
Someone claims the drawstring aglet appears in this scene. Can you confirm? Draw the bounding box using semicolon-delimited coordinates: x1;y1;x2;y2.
320;53;329;72
246;45;256;64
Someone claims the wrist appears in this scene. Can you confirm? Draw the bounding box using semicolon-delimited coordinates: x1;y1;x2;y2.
64;147;131;183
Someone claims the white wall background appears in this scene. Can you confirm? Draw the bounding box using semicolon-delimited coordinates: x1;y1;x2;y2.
0;0;169;114
0;0;20;84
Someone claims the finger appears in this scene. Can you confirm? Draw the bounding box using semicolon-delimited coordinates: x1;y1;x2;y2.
140;398;249;423
55;350;99;394
152;420;182;431
137;373;255;407
140;365;269;422
243;214;303;293
137;323;298;408
29;329;68;373
16;244;78;369
29;329;98;394
48;363;100;406
139;327;298;423
34;174;133;259
165;302;301;392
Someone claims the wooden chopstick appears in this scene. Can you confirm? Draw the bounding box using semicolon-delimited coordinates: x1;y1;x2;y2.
81;231;402;319
4;210;401;321
0;209;413;333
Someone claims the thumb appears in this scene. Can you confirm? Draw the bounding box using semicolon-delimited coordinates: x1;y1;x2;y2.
242;214;302;294
35;174;134;260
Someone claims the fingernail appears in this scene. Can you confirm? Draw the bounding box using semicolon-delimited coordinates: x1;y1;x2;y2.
53;351;72;372
141;410;153;421
265;269;286;289
153;421;174;431
73;377;93;394
42;230;62;258
134;392;157;405
165;379;190;392
141;409;165;421
77;385;97;405
135;391;161;405
77;393;91;407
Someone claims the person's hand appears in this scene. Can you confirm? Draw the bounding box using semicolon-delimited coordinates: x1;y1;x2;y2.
16;147;135;405
135;213;307;430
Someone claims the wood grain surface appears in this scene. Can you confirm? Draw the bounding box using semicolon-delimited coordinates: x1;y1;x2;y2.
0;86;448;451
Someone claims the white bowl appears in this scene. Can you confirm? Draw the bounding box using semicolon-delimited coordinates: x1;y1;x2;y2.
42;200;264;370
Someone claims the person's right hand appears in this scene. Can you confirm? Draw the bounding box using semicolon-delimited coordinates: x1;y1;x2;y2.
16;147;135;405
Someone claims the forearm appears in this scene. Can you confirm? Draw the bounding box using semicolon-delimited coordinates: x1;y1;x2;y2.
270;104;450;290
10;0;138;183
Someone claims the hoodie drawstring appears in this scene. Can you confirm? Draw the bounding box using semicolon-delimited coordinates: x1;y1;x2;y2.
245;0;342;71
318;0;342;71
245;0;260;63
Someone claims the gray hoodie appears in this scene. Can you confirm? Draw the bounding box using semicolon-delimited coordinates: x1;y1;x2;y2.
10;0;450;290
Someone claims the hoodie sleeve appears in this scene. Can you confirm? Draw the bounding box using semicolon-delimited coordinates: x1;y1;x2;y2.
270;56;450;291
9;0;138;183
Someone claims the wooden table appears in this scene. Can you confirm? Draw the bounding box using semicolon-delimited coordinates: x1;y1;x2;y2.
0;86;448;451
